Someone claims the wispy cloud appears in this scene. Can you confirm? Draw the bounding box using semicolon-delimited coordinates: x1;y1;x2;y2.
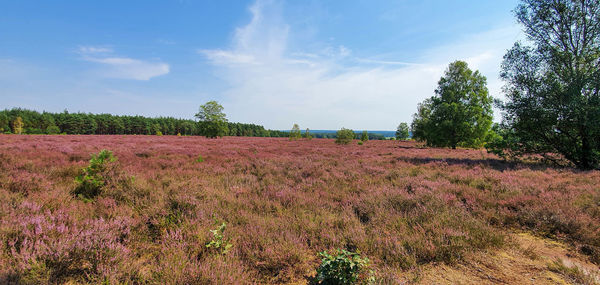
78;46;113;54
201;0;521;130
78;46;169;80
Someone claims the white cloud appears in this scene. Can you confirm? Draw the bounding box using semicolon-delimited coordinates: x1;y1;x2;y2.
78;46;169;80
201;0;522;130
78;46;113;54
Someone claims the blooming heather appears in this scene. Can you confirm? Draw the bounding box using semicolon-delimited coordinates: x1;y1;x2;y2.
0;134;598;283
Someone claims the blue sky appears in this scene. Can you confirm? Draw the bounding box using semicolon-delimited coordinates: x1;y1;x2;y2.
1;0;522;130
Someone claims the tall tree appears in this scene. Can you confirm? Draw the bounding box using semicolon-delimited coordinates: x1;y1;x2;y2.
195;101;229;138
12;117;24;134
396;123;410;140
492;0;600;169
412;61;493;149
0;113;9;133
305;128;312;140
289;124;301;140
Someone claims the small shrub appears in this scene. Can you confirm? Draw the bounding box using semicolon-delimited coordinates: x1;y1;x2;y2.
206;223;232;254
196;155;204;163
315;249;374;285
360;131;369;142
335;128;354;145
45;125;60;135
72;149;116;200
357;141;363;146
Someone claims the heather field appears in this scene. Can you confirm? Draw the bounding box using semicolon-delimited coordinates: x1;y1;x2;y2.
1;135;599;284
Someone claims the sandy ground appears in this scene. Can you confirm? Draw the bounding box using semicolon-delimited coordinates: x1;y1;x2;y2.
413;233;600;284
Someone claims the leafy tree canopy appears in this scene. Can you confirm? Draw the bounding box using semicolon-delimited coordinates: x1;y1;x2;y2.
396;123;410;140
412;60;493;149
490;0;600;169
195;101;229;138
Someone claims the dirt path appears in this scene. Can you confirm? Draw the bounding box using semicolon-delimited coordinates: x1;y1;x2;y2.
414;233;600;284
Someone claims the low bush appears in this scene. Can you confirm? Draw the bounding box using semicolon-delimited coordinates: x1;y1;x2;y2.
335;128;354;145
314;249;374;285
72;150;117;200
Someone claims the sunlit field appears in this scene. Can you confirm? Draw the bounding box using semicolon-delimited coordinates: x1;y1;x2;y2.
1;135;599;284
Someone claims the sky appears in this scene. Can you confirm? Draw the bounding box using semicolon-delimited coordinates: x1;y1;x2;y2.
0;0;523;130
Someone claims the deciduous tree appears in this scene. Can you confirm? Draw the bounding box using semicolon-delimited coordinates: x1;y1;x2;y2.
396;123;410;140
412;61;493;149
289;124;301;140
12;116;24;134
490;0;600;169
195;101;229;138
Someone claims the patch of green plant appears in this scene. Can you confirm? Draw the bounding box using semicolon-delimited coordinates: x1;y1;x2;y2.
196;155;204;163
206;222;232;254
314;249;375;285
335;128;355;145
72;149;116;200
357;141;363;146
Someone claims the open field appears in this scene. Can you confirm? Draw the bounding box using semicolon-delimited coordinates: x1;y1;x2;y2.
0;135;599;284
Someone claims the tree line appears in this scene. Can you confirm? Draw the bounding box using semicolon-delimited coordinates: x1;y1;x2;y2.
0;108;289;138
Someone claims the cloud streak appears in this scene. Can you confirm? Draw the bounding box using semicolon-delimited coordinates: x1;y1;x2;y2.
79;46;169;81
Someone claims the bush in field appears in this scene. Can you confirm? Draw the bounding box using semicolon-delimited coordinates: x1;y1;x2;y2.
360;131;369;142
335;128;354;145
305;128;313;140
315;249;374;285
206;222;232;255
72;150;117;200
289;124;302;140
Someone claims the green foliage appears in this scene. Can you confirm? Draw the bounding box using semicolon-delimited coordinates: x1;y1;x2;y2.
395;123;410;140
357;141;363;146
335;128;355;145
0;113;9;133
196;101;229;138
315;249;374;285
72;150;116;200
206;222;232;255
45;125;60;134
289;124;302;140
360;131;369;142
196;155;204;163
12;116;24;134
305;128;313;140
0;108;288;137
495;0;600;169
412;61;493;149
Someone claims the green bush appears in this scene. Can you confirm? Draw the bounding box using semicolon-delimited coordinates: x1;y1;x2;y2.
357;141;363;146
335;128;354;145
315;249;374;284
72;149;116;200
45;125;60;134
360;131;368;142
